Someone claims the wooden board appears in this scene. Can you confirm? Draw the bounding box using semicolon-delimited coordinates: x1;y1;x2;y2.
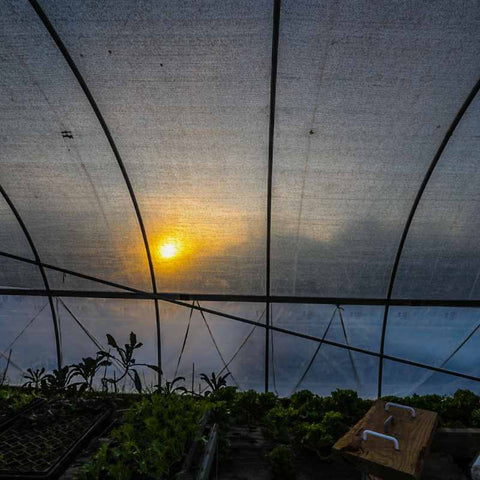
333;400;438;480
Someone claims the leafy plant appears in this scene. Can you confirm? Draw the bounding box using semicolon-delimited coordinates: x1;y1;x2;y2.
266;445;296;480
209;385;238;404
296;422;333;454
324;389;372;425
321;410;347;438
257;391;279;416
289;389;316;409
288;392;326;423
98;332;160;394
232;389;261;424
445;389;480;426
158;376;187;396
71;355;112;392
264;392;357;457
472;407;480;427
22;367;47;391
231;390;279;425
42;365;78;393
264;405;298;443
295;411;347;456
200;371;230;395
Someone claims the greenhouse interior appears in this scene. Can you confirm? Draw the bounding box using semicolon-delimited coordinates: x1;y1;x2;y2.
1;0;480;479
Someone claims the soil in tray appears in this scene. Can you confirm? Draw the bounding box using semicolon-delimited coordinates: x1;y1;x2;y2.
0;397;112;476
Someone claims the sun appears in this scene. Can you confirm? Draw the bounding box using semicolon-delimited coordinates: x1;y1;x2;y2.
159;242;178;259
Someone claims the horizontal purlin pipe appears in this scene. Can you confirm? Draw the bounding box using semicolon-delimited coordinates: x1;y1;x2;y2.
4;250;480;307
2;285;480;308
2;252;480;307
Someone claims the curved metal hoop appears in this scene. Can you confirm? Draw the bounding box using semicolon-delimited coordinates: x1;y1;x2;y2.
378;77;480;398
28;0;162;379
0;185;62;368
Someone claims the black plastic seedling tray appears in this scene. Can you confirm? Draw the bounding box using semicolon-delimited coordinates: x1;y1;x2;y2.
0;397;114;479
0;397;46;429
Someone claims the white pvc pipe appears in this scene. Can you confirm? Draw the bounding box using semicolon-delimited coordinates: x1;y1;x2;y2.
362;429;400;450
385;402;416;418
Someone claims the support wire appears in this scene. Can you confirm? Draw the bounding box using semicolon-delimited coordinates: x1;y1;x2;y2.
174;302;195;379
411;321;480;392
337;306;361;390
291;306;339;394
196;301;239;389
2;301;49;357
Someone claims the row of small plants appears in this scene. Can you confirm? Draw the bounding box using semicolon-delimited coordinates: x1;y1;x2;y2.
78;394;210;480
209;387;373;479
20;332;160;395
77;374;231;478
383;389;480;428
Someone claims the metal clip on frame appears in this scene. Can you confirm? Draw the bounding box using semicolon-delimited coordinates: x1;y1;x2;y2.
385;402;416;418
362;430;400;450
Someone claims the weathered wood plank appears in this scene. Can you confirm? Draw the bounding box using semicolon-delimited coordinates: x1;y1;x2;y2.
333;400;438;480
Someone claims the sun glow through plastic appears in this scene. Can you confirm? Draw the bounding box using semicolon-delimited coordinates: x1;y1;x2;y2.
159;242;178;259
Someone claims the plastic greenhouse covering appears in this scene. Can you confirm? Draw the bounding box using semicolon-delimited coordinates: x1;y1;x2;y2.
0;0;479;398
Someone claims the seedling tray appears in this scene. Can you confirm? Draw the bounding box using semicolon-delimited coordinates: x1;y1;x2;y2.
0;398;45;429
0;397;113;479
